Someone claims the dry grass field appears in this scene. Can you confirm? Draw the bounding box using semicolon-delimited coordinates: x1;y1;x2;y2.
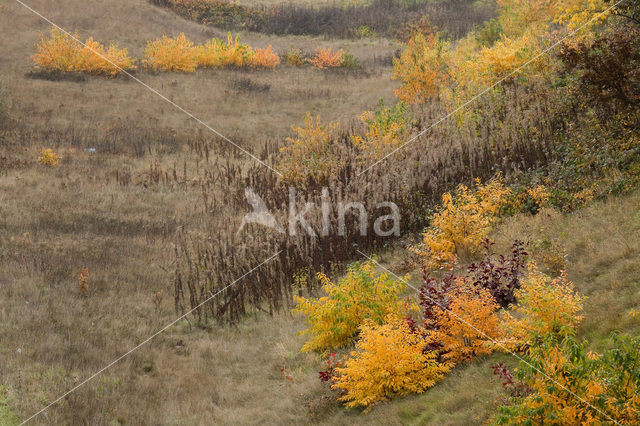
2;0;639;424
3;0;400;141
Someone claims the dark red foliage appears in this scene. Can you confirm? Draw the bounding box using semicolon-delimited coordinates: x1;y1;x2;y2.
419;264;456;323
318;353;341;383
491;363;532;398
492;363;515;387
467;239;527;308
415;265;459;356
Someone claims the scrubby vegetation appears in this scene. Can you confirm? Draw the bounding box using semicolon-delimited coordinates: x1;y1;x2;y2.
3;0;640;423
32;27;135;76
33;28;357;75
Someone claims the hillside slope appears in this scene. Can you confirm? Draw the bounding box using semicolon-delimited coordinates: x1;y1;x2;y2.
2;0;398;143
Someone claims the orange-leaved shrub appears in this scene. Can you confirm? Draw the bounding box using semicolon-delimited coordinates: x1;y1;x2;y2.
143;33;199;72
411;178;512;271
278;113;342;186
392;32;449;104
32;27;135;76
292;260;410;352
332;315;451;408
308;48;344;69
501;264;584;349
250;46;280;68
77;267;89;295
430;277;503;363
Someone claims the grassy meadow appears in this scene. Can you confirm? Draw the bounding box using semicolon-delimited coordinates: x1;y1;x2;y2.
1;0;640;424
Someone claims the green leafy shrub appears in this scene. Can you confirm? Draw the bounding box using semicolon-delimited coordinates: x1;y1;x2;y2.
293;259;410;352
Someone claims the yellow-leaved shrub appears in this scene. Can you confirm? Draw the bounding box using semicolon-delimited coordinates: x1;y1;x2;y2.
392;33;450;104
494;334;640;424
38;147;61;166
501;264;584;348
292;260;410;352
198;33;253;68
452;33;545;92
143;33;199;72
278;113;342;186
554;0;611;32
32;27;135;76
332;315;451;408
412;178;511;270
352;100;412;160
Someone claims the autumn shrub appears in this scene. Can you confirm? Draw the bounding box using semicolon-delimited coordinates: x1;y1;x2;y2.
430;277;503;364
513;184;551;214
283;47;306;67
352;100;412;160
411;178;512;271
554;0;613;33
308;48;344;69
501;264;584;349
392;32;450;104
490;363;532;399
339;53;360;70
197;33;253;68
494;334;640;425
352;25;376;39
418;269;456;331
278;113;342;187
332;315;451;408
77;267;89;294
475;18;503;47
32;27;135;76
250;46;280;68
143;33;199;72
293;260;410;352
451;33;545;93
38;147;61;166
318;352;341;383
